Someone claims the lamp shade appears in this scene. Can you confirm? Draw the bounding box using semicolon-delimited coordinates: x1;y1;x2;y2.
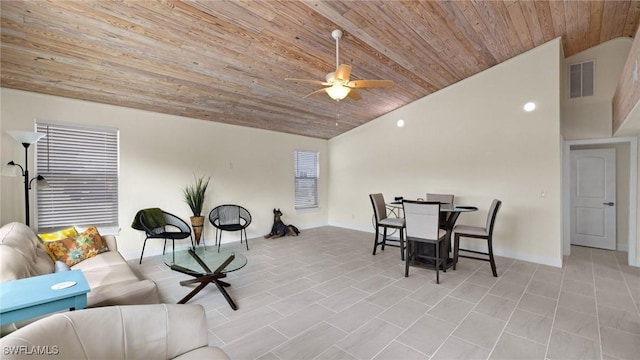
326;83;350;100
1;163;20;177
35;175;50;189
7;131;46;145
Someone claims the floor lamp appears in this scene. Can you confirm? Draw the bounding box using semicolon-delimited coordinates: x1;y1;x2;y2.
3;130;48;226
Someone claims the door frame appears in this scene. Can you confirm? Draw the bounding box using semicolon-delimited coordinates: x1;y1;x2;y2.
562;136;638;267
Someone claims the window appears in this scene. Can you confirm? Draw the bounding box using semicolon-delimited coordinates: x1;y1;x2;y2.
36;121;119;231
294;150;319;209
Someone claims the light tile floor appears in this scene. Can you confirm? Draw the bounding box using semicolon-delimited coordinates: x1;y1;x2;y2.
129;226;640;360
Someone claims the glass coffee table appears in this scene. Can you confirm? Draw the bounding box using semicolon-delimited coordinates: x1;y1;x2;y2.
163;247;247;310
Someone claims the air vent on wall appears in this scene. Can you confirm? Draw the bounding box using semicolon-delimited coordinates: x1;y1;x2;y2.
569;60;594;99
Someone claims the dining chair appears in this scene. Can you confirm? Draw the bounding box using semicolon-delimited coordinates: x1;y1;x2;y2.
453;199;502;276
403;200;448;283
370;193;405;260
426;193;454;204
426;193;454;230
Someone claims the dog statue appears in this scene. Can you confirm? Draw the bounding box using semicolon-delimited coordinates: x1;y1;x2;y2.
264;208;300;238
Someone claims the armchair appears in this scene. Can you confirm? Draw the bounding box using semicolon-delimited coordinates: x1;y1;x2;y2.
0;304;229;359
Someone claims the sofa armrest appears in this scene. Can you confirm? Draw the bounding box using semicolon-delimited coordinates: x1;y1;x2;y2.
102;234;118;251
88;279;160;308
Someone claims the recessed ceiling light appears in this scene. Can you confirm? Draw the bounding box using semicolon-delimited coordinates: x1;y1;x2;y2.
524;102;536;112
397;119;405;127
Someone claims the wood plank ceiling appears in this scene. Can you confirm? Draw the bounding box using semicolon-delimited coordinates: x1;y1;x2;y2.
2;0;640;139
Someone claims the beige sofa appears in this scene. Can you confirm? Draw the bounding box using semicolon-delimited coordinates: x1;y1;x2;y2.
0;304;230;359
0;222;160;307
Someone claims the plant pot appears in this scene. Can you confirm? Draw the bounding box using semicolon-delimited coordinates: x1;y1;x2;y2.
190;216;205;245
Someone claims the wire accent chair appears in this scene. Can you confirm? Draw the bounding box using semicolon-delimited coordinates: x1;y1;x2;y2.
209;205;252;252
138;210;193;264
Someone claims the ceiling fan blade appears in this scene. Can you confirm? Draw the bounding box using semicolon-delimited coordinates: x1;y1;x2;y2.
347;79;394;88
347;89;362;100
303;88;328;99
335;64;352;82
285;78;328;86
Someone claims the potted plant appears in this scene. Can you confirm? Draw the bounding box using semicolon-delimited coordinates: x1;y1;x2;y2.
183;175;210;245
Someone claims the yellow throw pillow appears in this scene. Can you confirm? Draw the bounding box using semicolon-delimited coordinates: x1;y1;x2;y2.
43;226;109;267
39;226;78;241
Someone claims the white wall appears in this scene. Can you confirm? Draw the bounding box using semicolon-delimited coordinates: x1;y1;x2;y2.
636;141;640;265
563;38;632;139
561;37;638;265
1;37;597;268
328;38;564;267
0;89;328;259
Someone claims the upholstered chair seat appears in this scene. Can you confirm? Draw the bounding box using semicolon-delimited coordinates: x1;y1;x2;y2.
451;225;488;237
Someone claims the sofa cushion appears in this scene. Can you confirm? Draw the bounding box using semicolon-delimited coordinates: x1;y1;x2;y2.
43;226;109;267
0;222;54;282
72;251;140;287
71;250;159;307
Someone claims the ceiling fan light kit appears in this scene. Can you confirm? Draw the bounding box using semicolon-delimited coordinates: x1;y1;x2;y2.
326;83;350;100
286;29;393;102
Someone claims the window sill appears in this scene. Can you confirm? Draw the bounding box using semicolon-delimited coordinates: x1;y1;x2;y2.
295;207;320;214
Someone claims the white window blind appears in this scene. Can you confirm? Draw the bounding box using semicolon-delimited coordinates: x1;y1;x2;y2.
36;122;119;231
294;150;319;209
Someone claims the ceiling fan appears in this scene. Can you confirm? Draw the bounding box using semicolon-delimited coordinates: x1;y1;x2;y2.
286;29;394;101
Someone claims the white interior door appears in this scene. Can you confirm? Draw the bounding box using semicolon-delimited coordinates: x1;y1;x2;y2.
570;149;616;250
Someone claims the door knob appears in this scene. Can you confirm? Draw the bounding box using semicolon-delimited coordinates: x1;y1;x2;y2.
603;202;615;206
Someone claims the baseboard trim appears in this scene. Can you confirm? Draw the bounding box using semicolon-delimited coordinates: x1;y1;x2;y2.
329;222;563;268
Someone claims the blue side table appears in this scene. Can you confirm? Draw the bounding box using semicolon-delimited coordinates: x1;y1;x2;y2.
0;269;90;326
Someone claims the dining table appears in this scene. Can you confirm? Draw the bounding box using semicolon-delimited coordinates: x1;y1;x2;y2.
388;201;478;270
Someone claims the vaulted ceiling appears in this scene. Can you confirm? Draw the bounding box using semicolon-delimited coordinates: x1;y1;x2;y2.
2;1;640;139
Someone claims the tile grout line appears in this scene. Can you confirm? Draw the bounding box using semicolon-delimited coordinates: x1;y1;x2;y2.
613;249;640;316
135;231;639;360
377;267;459;356
426;261;508;358
542;253;571;360
484;261;540;359
376;262;485;358
317;282;404;357
235;254;397;359
591;250;605;360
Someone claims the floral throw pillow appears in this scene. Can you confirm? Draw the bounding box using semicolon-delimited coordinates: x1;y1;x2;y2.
43;226;109;267
38;226;79;261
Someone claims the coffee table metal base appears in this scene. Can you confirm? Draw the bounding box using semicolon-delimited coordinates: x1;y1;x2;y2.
170;250;239;310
